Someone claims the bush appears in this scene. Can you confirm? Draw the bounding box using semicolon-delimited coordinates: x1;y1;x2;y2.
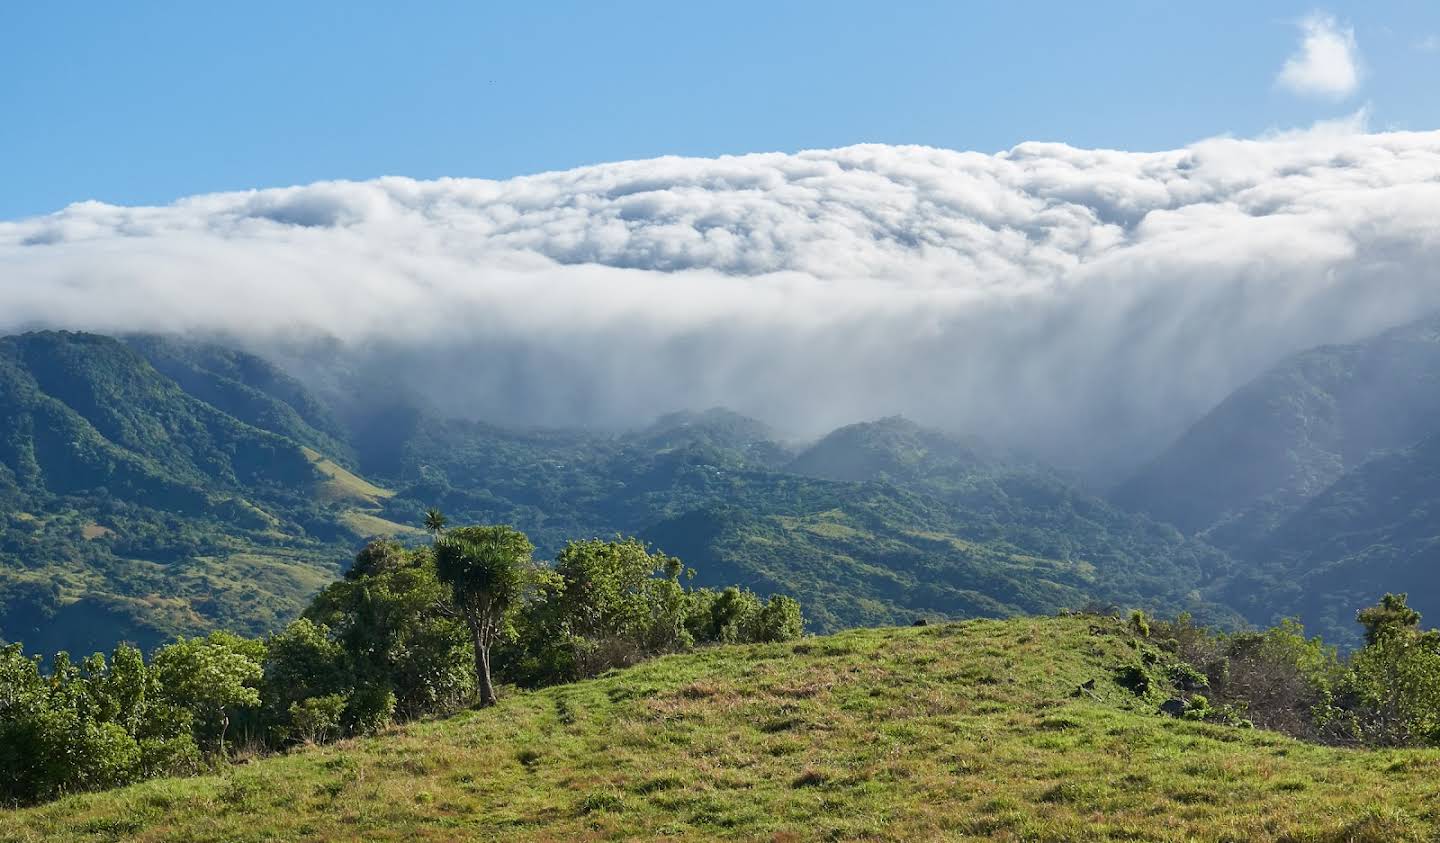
345;686;397;736
1151;598;1440;748
287;694;348;745
1341;632;1440;746
0;643;200;804
1182;694;1211;721
751;595;804;643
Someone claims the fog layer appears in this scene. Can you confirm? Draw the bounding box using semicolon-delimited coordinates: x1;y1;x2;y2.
4;126;1440;476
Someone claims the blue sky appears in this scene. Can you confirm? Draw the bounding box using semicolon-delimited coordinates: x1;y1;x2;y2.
2;1;1438;220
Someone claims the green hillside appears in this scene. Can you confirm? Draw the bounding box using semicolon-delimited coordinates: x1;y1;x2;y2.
642;476;1237;632
377;414;1241;632
123;335;355;467
786;415;999;486
4;615;1436;842
1236;431;1440;640
0;332;395;656
27;326;1440;660
0;332;1251;656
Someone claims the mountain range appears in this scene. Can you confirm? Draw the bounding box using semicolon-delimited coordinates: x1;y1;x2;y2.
4;314;1440;655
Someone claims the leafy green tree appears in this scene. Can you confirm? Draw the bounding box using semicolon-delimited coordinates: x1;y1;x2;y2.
694;586;762;644
435;526;534;706
688;588;803;645
87;644;149;735
343;686;398;736
1339;594;1440;746
1345;634;1440;745
307;540;472;718
151;633;263;756
0;644;65;802
507;539;803;685
751;595;804;643
0;642;196;803
549;538;691;676
260;618;348;744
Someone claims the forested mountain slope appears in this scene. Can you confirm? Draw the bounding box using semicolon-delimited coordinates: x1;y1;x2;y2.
1113;313;1440;644
124;335;356;466
373;413;1241;632
785;415;999;484
1115;314;1440;543
1235;431;1440;638
8;320;1440;674
0;332;410;656
0;333;1249;654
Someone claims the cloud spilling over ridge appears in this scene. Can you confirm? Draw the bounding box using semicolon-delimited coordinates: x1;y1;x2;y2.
3;127;1440;476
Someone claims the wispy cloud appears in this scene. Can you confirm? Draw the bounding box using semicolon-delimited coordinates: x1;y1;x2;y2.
1416;34;1440;53
1276;13;1362;99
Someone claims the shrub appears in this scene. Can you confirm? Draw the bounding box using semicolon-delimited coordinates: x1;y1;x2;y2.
751;595;804;643
287;694;348;745
508;539;803;686
344;686;397;736
1182;694;1212;721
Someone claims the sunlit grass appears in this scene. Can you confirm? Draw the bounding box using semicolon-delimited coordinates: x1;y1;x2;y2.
4;615;1437;841
302;446;395;507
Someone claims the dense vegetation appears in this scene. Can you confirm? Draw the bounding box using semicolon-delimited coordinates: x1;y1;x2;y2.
0;525;802;806
374;413;1243;632
0;332;394;656
4;613;1439;842
0;332;1246;660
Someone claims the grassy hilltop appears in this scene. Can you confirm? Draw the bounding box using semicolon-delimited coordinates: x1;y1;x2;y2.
3;615;1437;843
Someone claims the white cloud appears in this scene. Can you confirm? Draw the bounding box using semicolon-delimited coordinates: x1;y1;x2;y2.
1277;13;1362;99
1417;35;1440;53
4;126;1440;478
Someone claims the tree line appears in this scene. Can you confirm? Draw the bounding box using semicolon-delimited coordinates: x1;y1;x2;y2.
0;518;803;805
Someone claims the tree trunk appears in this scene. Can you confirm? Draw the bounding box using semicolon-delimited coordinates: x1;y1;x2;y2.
464;596;499;707
474;634;497;706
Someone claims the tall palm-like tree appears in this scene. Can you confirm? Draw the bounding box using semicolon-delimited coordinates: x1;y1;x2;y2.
434;526;533;706
423;508;447;543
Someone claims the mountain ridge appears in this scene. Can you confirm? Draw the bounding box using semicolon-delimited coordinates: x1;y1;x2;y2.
0;330;1248;655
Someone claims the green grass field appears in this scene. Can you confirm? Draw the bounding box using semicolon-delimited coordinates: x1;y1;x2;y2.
3;616;1437;842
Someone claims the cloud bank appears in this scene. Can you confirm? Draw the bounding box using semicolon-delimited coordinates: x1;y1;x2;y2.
1277;13;1362;99
4;128;1440;477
